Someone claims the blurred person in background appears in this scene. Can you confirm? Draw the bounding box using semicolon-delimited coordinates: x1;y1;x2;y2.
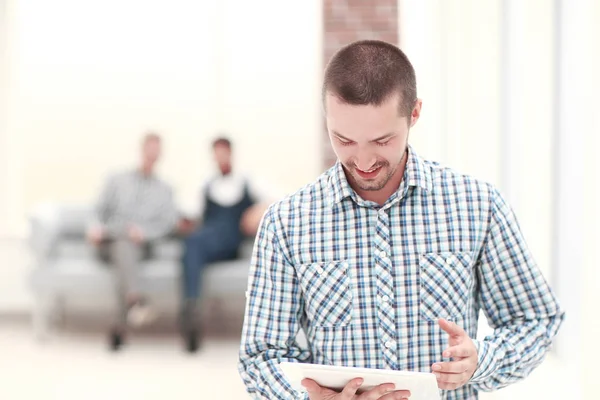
87;132;178;351
178;137;276;353
239;40;564;399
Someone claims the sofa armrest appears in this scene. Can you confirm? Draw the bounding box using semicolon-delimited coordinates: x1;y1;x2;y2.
29;205;62;264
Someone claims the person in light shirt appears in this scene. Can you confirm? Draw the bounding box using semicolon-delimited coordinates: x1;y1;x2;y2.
179;137;279;352
238;40;564;400
87;133;178;351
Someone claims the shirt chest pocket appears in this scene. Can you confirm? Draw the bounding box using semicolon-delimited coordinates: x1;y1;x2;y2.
419;252;474;321
298;261;353;328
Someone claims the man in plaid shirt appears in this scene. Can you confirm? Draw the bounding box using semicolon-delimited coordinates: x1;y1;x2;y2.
238;40;564;400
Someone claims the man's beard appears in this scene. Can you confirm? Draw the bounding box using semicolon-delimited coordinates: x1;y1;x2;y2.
349;162;396;191
344;148;408;191
220;163;232;175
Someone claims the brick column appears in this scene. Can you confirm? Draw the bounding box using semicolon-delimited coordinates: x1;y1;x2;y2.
323;0;399;168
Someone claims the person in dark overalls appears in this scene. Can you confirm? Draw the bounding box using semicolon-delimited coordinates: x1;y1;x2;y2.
179;137;275;352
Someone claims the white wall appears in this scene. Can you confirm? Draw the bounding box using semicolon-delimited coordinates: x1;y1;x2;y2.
217;0;323;196
1;0;322;237
0;0;322;311
556;0;600;397
4;0;215;235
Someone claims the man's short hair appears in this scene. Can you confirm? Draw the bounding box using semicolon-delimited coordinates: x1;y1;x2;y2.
323;40;417;117
212;137;232;149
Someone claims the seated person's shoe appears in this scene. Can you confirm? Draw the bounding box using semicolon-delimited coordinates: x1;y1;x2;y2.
127;301;158;327
109;328;125;352
180;300;201;353
185;329;200;353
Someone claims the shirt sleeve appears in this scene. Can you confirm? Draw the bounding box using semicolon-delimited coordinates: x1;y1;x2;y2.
180;180;209;221
196;184;207;221
469;187;565;391
90;173;117;232
238;205;311;399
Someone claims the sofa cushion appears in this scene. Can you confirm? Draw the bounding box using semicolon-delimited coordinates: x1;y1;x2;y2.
31;256;250;297
53;239;182;260
238;240;254;258
31;259;114;294
56;205;94;238
203;258;250;296
154;240;182;259
54;240;96;259
30;258;180;294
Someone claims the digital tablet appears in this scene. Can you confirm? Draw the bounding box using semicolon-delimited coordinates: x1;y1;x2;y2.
279;362;440;400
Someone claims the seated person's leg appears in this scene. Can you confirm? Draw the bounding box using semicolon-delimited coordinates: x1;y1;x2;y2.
180;226;239;351
110;238;156;329
182;230;205;301
181;226;239;300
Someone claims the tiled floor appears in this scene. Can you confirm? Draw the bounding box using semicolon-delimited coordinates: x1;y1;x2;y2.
1;317;249;400
0;316;572;400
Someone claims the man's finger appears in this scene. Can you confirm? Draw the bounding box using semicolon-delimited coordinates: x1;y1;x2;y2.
434;371;470;385
437;380;462;391
358;383;396;400
301;379;323;397
378;390;412;400
442;345;473;359
339;378;363;399
432;359;470;374
438;319;465;338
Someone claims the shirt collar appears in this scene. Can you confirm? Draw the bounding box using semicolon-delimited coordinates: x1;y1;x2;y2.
135;168;155;180
328;145;433;208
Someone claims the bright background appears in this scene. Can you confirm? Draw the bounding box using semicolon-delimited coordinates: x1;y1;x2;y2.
0;0;598;398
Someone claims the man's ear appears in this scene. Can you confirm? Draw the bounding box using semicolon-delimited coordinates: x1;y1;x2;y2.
410;99;423;127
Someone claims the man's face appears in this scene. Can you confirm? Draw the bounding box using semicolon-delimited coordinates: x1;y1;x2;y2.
142;138;161;167
213;144;232;175
325;92;421;193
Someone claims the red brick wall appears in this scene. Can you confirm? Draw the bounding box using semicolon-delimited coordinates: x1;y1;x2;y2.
322;0;399;168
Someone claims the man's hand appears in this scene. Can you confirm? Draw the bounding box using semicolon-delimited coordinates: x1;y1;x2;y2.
177;218;196;235
432;319;478;390
87;225;105;246
302;378;411;400
128;224;145;244
240;203;269;237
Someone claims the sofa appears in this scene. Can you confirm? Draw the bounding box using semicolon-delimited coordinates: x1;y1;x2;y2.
28;204;254;340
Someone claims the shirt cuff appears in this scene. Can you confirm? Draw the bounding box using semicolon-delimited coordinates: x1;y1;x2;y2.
470;339;499;384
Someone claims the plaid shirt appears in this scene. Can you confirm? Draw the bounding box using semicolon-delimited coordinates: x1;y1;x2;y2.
239;146;564;400
92;169;178;240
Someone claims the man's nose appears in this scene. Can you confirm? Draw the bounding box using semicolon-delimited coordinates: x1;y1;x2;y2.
355;148;376;171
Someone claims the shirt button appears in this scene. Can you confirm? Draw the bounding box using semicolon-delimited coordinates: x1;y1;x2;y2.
385;340;395;349
381;295;390;303
445;257;453;266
